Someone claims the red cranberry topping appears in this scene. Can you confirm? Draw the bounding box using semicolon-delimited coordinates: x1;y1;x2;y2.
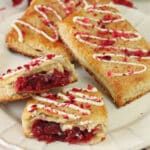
21;30;26;36
30;59;40;67
101;40;115;46
12;0;23;6
123;49;145;58
82;18;90;23
103;14;119;22
64;0;70;3
103;14;112;21
42;20;51;26
64;7;73;16
86;104;91;109
17;66;22;70
14;69;70;93
147;51;150;56
29;105;37;112
107;71;112;77
98;55;111;61
76;1;82;7
39;6;46;12
96;30;109;37
72;88;82;92
65;92;75;103
45;93;57;100
113;0;134;8
7;69;12;73
24;64;30;70
87;84;94;90
32;120;98;144
46;54;55;60
112;30;137;39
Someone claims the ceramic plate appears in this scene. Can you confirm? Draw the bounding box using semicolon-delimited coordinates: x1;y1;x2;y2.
0;5;150;150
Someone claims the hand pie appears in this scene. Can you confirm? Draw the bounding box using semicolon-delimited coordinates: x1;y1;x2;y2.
58;4;150;107
0;54;77;102
22;85;107;144
5;0;112;61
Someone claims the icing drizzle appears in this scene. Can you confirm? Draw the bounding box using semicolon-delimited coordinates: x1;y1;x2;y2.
33;96;90;115
27;103;80;120
73;4;150;77
27;85;104;121
13;4;62;43
0;54;62;80
13;0;87;43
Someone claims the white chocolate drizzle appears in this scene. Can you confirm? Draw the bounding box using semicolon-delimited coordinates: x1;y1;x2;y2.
13;4;62;43
27;104;80;120
79;120;93;125
34;5;62;21
14;19;58;43
12;23;23;42
28;86;104;122
0;54;62;80
73;4;150;76
93;53;148;76
33;96;90;114
58;92;104;106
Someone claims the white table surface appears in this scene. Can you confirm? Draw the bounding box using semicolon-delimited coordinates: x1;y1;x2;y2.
133;0;150;15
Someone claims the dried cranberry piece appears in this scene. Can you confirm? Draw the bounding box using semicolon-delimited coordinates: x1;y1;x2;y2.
113;0;134;8
12;0;23;7
87;84;93;90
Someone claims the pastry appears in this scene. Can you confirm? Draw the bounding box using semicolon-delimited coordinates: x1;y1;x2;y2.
58;4;150;107
0;54;77;102
22;85;107;144
5;0;111;61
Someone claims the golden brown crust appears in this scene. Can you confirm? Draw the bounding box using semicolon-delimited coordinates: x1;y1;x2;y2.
58;4;150;107
87;0;111;4
22;86;107;144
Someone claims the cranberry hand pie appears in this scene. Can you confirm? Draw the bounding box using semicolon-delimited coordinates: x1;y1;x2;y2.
0;54;77;102
5;0;111;60
22;85;107;144
58;4;150;107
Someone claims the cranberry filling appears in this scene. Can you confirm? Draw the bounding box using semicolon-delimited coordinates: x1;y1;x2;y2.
14;69;70;93
32;120;98;144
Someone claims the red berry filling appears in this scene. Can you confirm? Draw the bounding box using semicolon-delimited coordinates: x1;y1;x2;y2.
14;69;70;93
32;120;98;144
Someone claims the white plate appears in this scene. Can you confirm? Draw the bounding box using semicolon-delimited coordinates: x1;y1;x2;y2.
0;5;150;150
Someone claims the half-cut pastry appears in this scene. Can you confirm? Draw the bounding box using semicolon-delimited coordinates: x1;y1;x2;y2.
0;54;77;102
22;85;107;144
5;0;111;60
58;4;150;107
